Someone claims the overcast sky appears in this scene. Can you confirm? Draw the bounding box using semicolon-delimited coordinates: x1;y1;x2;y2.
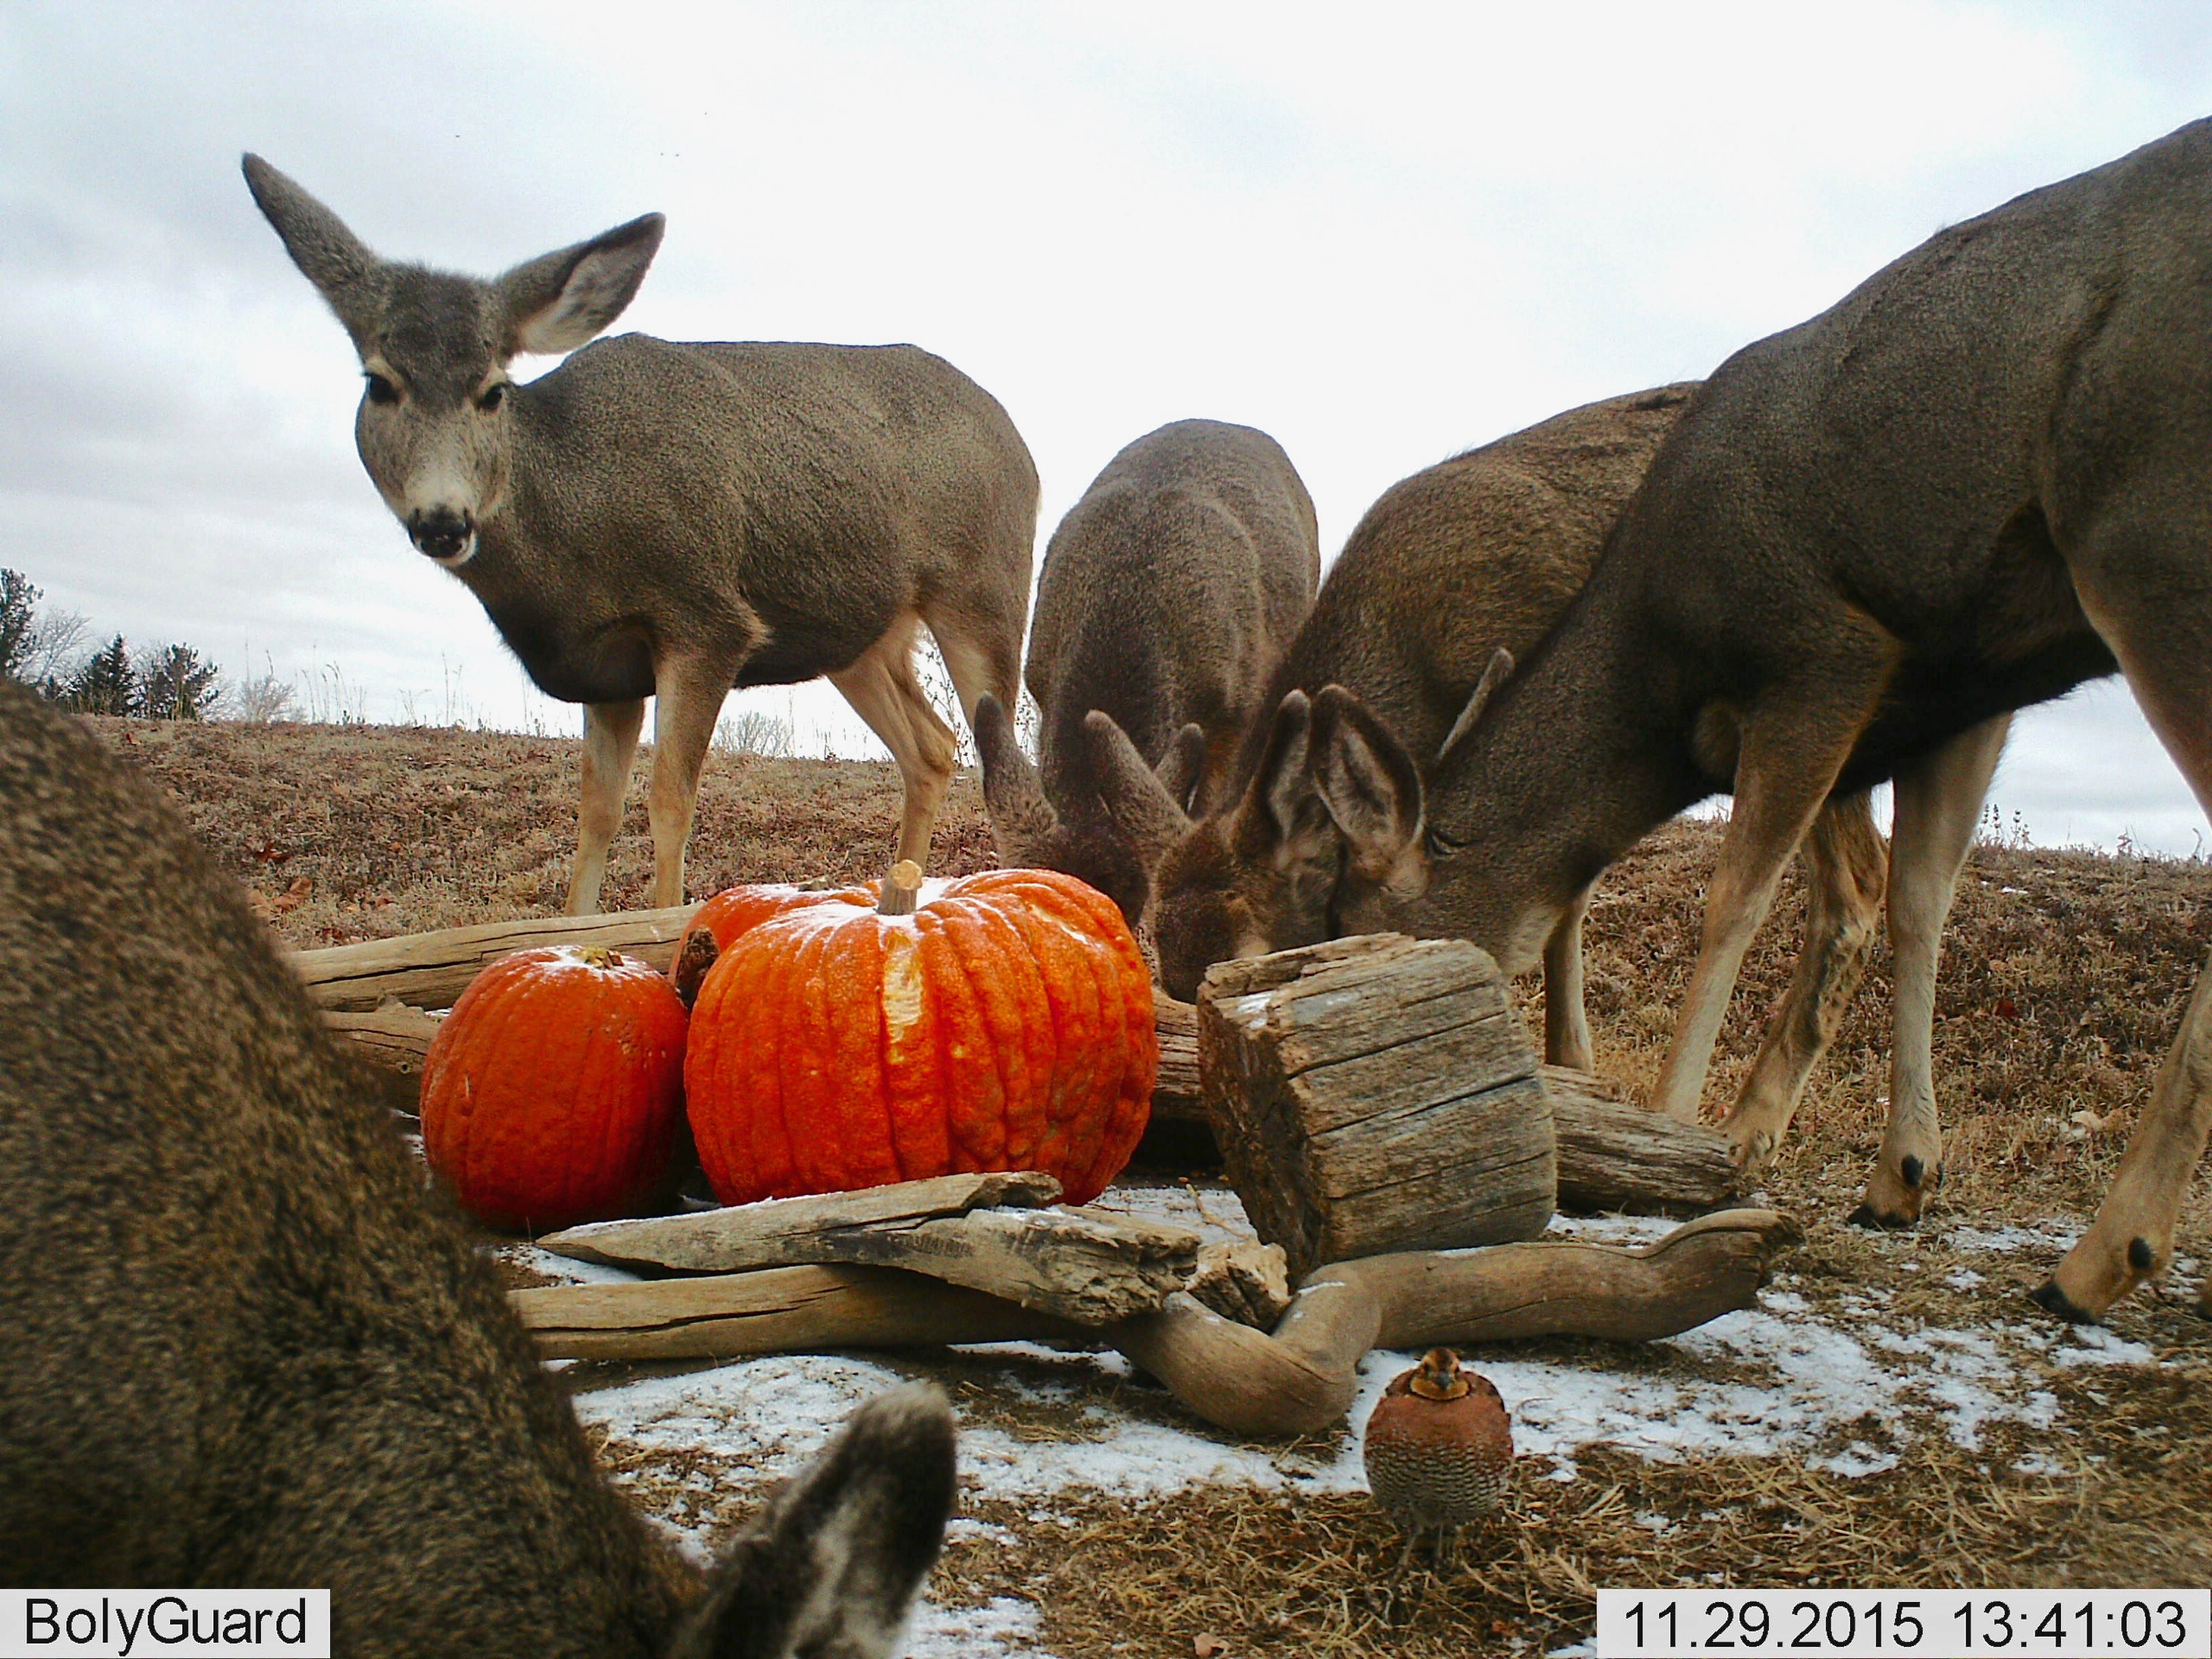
4;2;2211;853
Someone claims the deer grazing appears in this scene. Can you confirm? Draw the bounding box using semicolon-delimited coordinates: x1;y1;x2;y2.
245;155;1037;914
0;679;956;1649
975;419;1319;925
1270;119;2212;1322
1092;386;1933;1151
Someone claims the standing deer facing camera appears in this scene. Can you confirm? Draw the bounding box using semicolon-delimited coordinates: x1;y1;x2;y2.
1290;119;2212;1323
975;418;1319;926
245;156;1037;912
0;680;956;1652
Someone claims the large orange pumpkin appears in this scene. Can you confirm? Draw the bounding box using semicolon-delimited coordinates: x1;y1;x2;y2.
420;945;690;1231
684;867;1154;1207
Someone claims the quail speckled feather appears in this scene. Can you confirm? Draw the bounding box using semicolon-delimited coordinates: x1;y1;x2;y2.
1362;1347;1512;1580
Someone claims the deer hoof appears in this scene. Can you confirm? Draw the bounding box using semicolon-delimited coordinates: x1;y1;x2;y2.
2028;1279;2102;1324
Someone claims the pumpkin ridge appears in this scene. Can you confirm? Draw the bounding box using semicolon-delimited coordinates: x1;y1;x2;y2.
923;903;1003;1171
958;899;1049;1168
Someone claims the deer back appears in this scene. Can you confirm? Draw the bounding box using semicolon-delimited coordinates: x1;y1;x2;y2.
0;683;952;1654
980;419;1318;924
1092;386;1698;999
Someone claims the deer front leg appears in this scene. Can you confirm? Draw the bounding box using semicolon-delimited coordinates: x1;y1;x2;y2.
1851;714;2008;1229
1650;709;1866;1127
565;698;646;916
1716;790;1886;1180
1542;885;1595;1072
643;658;737;911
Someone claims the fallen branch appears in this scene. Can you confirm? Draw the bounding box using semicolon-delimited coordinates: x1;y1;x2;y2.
537;1172;1197;1326
509;1206;1801;1436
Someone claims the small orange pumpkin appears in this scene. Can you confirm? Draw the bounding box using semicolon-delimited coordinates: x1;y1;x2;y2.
420;945;690;1231
684;867;1154;1207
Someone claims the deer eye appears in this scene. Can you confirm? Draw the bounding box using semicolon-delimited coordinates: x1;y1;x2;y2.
363;372;398;406
1423;822;1467;860
477;382;508;413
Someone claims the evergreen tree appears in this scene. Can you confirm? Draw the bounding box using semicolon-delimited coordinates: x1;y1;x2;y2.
67;635;138;716
138;644;222;721
0;570;41;684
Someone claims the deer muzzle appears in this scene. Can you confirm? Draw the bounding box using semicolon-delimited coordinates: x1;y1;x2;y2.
408;506;477;566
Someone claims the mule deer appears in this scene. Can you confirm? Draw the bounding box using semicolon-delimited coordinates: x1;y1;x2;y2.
1293;119;2212;1322
0;680;956;1648
244;156;1036;914
975;419;1319;924
1090;387;2008;1214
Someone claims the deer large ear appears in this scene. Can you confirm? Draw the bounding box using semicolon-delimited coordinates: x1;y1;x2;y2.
1236;689;1339;875
975;693;1059;864
1083;710;1193;870
1437;647;1514;766
241;155;386;348
1312;684;1427;898
1154;722;1208;817
669;1385;956;1659
497;212;665;357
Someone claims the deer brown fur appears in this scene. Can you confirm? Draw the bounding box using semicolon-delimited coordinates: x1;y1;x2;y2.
1309;119;2212;1322
244;155;1036;914
1092;387;2004;1212
0;681;956;1652
976;419;1319;924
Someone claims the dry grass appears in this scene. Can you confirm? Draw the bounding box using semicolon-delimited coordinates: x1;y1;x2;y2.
105;715;2212;1656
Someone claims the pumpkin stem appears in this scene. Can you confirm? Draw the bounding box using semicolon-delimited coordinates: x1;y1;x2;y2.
672;926;719;1010
579;945;626;970
877;859;924;917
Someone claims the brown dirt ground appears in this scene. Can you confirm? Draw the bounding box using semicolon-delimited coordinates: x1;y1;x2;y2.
102;715;2212;1658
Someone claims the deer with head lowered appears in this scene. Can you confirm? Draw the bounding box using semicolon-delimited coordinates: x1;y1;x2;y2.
1091;386;2011;1216
973;418;1319;927
0;680;956;1650
1253;119;2212;1323
245;155;1037;913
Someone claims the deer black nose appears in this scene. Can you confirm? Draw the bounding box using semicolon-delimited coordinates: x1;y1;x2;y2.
409;506;476;561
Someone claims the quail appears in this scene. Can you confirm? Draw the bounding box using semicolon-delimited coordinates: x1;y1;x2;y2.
1362;1347;1513;1584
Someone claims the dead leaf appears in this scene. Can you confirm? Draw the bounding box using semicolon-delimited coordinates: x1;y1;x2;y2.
2070;1108;2115;1134
1194;1637;1229;1658
1992;996;2020;1020
270;876;314;915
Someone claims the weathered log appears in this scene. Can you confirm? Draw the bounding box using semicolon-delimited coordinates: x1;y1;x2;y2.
509;1207;1802;1435
515;1263;1075;1361
1151;994;1202;1123
537;1172;1197;1326
1544;1066;1742;1213
1198;935;1557;1277
293;905;701;1012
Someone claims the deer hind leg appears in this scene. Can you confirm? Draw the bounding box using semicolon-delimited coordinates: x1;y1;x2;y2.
1542;884;1595;1071
1718;790;1888;1179
1850;714;2009;1229
919;595;1023;726
2039;556;2212;1318
565;698;646;916
831;613;959;871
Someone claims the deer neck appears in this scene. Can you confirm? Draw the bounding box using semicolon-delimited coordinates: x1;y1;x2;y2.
1427;579;1709;974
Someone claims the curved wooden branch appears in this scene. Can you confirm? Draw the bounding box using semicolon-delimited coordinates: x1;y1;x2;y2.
1111;1208;1801;1437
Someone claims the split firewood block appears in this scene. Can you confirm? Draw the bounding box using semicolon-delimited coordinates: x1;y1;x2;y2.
1199;934;1557;1278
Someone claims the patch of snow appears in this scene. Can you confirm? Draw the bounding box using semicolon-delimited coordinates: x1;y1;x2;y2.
905;1596;1055;1659
496;1243;641;1286
1942;1220;2080;1255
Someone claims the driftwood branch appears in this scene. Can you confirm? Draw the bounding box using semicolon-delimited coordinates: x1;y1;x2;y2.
510;1207;1801;1436
293;905;701;1012
537;1172;1198;1326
